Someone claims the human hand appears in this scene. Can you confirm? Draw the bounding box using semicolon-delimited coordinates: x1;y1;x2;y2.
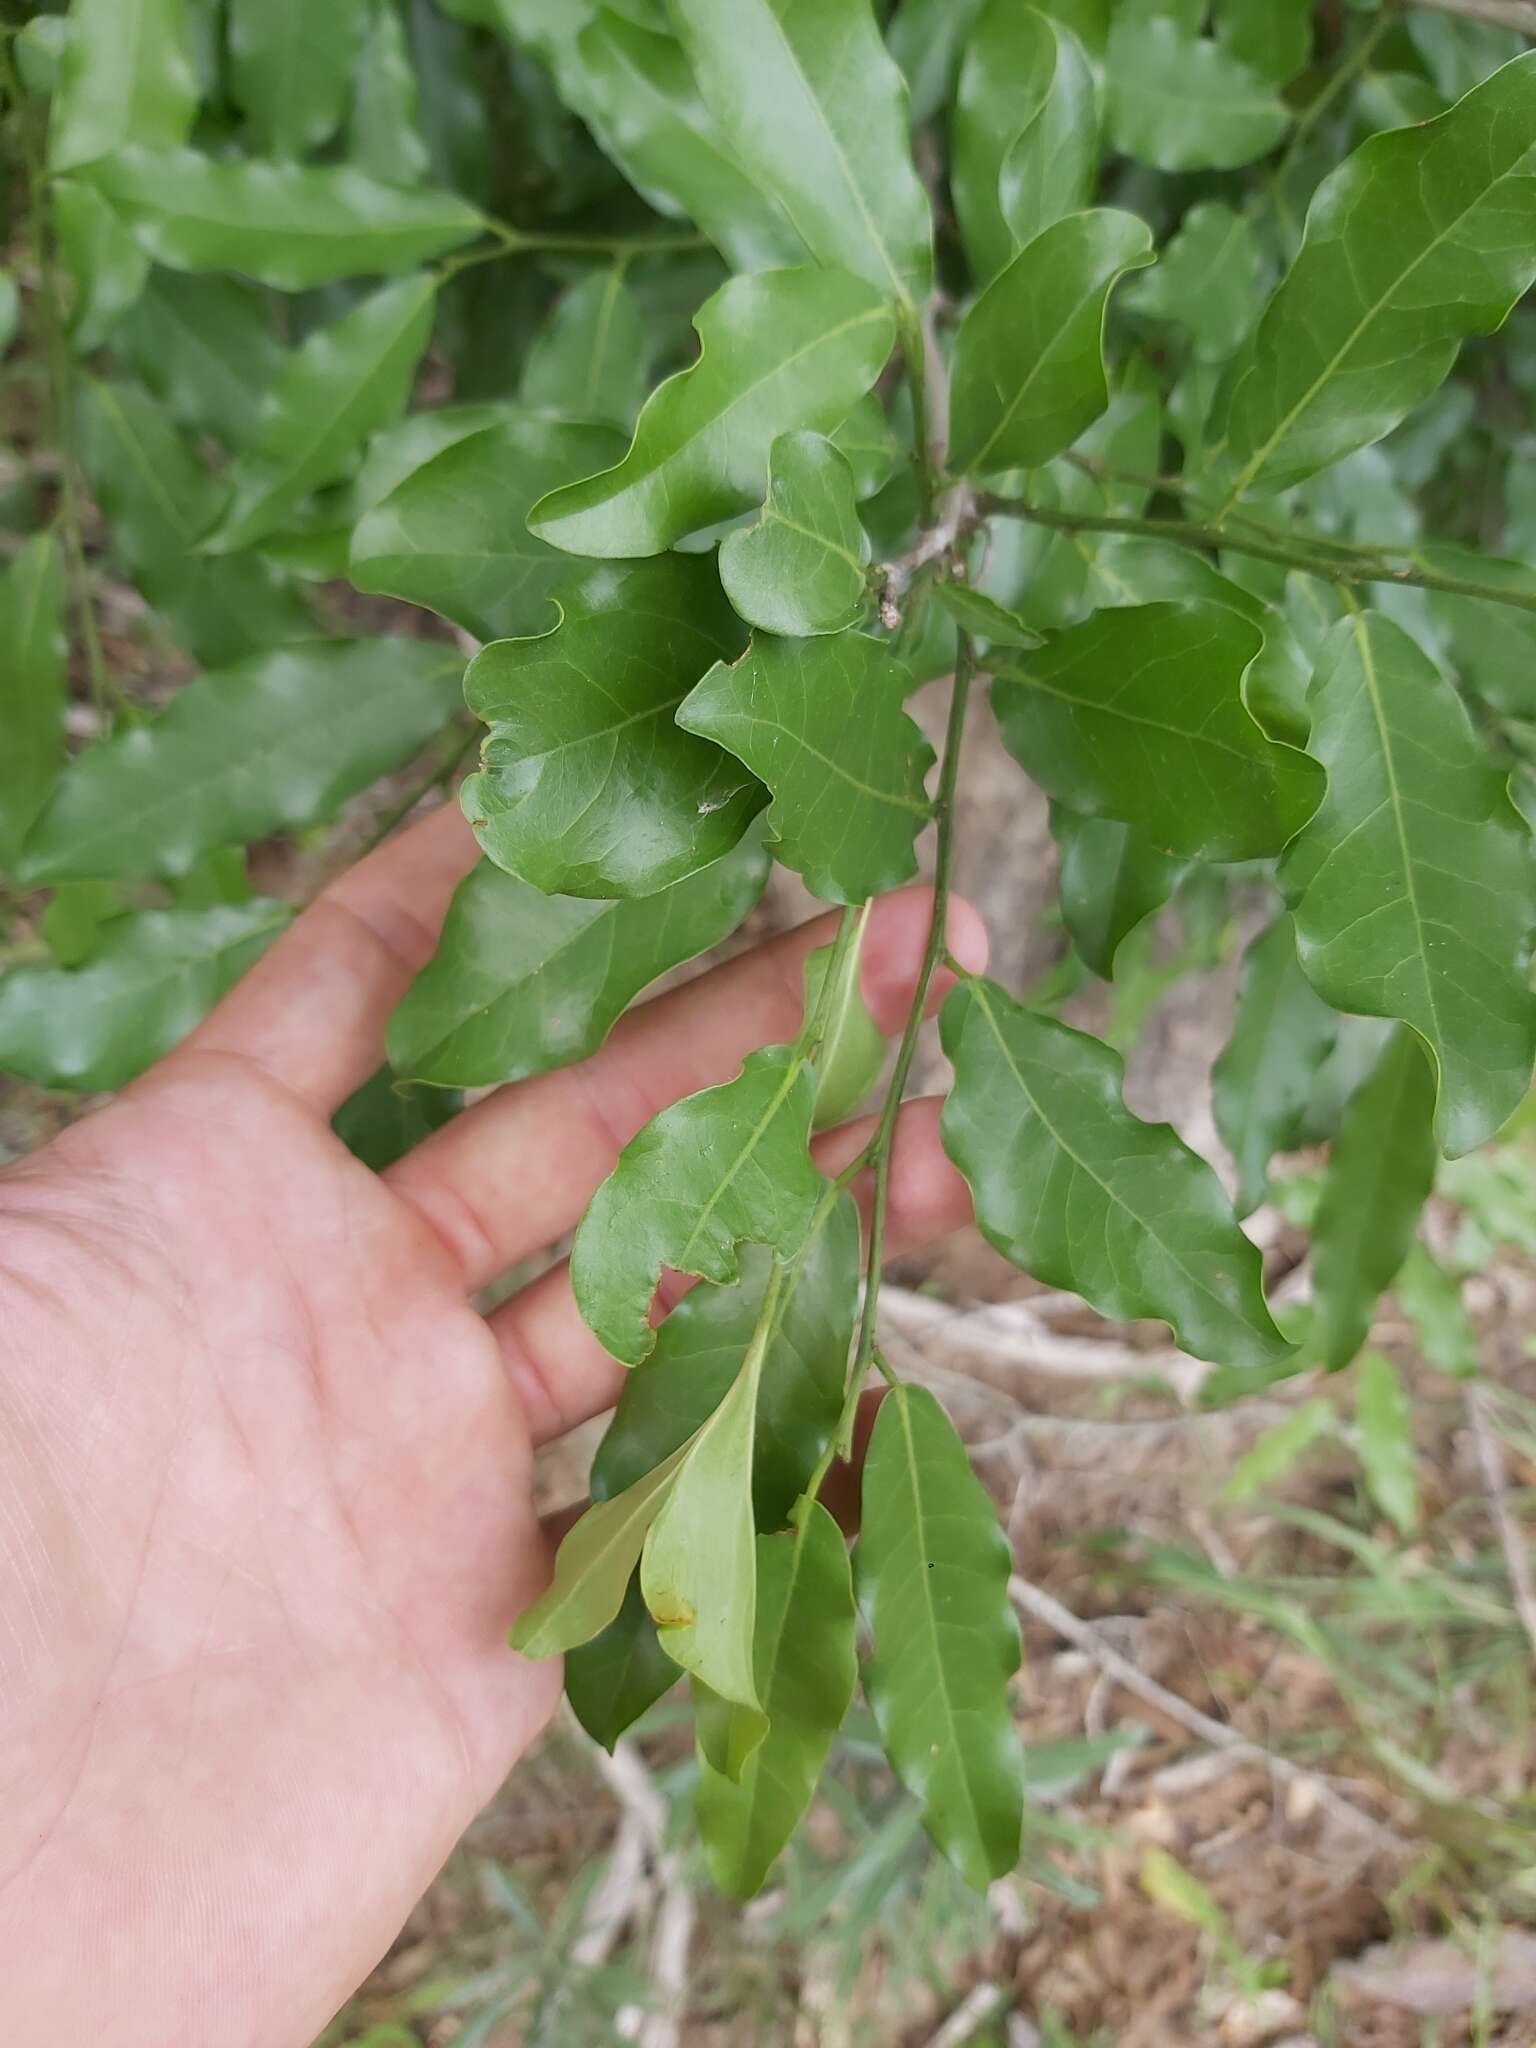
0;804;985;2048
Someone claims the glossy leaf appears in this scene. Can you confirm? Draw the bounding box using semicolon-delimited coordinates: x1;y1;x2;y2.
118;272;283;447
206;275;437;554
991;602;1322;862
678;632;933;905
696;1504;857;1896
1355;1352;1419;1535
0;901;290;1091
805;929;885;1128
668;0;933;309
570;1044;824;1366
528;268;894;557
1052;808;1187;982
949;209;1154;479
941;977;1291;1369
387;835;769;1088
0;537;67;872
718;431;870;638
49;0;196;171
1123;202;1261;364
1213;915;1341;1217
331;1066;460;1172
349;0;433;185
954;0;1096;283
1214;52;1536;497
565;1575;679;1751
1280;612;1536;1158
591;1201;858;1530
889;0;988;125
53;178;151;349
350;413;628;639
520;269;649;427
509;1440;693;1658
829;393;900;501
22;640;461;884
1106;17;1289;173
462;554;760;899
87;147;483;289
1213;0;1311;85
932;584;1042;653
1311;1028;1437;1373
229;0;369;159
855;1385;1024;1890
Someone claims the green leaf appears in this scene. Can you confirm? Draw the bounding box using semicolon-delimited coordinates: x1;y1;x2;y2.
39;881;127;968
86;147;483;289
462;554;761;899
1123;202;1262;364
520;269;650;428
53;177;151;349
350;413;628;639
1212;0;1312;84
805;925;885;1128
527;268;894;557
570;1044;824;1366
205;275;437;554
1105;17;1289;172
949;209;1154;479
829;394;900;501
1354;1352;1419;1535
387;835;769;1087
23;640;459;885
1213;52;1536;497
889;0;988;125
678;632;933;905
941;977;1291;1370
1396;1247;1478;1381
509;1439;694;1658
855;1385;1024;1890
953;0;1097;284
49;0;196;171
0;901;290;1091
1221;1398;1338;1505
118;272;283;447
932;583;1042;654
696;1503;857;1896
991;602;1323;861
718;431;871;638
331;1066;460;1172
1280;611;1536;1158
349;0;432;185
1311;1027;1437;1372
229;0;369;159
1052;807;1188;982
1213;915;1341;1217
591;1201;859;1529
565;1575;680;1751
0;537;67;872
668;0;933;310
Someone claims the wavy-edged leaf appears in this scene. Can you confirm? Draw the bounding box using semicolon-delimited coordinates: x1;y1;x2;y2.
22;640;460;885
991;601;1322;861
350;413;628;639
855;1385;1023;1890
1312;1028;1436;1372
1280;611;1536;1157
669;0;933;309
86;147;483;289
678;632;933;905
591;1201;858;1529
1123;202;1261;364
118;272;283;447
0;901;290;1091
941;977;1291;1369
206;275;436;554
520;269;649;428
509;1439;693;1658
0;537;66;872
49;0;196;171
1355;1352;1418;1534
1213;52;1536;497
571;1044;824;1366
462;554;759;899
949;209;1154;479
387;835;769;1088
229;0;368;159
696;1503;857;1896
1213;915;1341;1217
1052;807;1187;982
528;268;894;557
719;431;870;638
954;0;1097;283
805;927;885;1128
1106;17;1289;172
565;1575;680;1751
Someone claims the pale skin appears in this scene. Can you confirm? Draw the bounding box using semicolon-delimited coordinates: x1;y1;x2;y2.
0;802;988;2048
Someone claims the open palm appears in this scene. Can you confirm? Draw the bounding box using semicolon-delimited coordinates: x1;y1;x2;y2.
0;803;982;2048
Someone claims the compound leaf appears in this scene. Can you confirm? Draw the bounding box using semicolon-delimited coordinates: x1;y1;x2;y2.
462;554;760;899
49;0;196;171
718;431;870;638
1106;16;1289;172
1052;808;1188;982
941;977;1291;1369
0;536;67;872
228;0;369;159
678;632;933;904
855;1385;1024;1890
1279;611;1536;1157
528;268;894;557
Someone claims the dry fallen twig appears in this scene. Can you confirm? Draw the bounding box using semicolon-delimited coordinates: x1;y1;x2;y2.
922;1981;1009;2048
581;1738;695;2048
